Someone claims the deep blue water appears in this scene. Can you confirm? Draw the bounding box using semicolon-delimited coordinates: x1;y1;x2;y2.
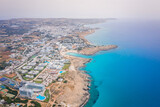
79;20;160;107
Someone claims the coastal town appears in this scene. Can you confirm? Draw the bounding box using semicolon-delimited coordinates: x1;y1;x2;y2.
0;18;117;107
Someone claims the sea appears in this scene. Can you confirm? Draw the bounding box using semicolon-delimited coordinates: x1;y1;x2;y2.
69;19;160;107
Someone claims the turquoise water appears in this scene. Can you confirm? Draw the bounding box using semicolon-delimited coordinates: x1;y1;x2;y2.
36;95;45;100
44;61;50;63
67;52;92;58
59;71;63;73
74;20;160;107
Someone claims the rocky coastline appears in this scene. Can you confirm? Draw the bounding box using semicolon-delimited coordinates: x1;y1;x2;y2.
56;28;118;107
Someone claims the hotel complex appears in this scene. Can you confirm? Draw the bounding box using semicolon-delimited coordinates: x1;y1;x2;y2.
0;18;106;106
19;82;45;98
19;87;33;98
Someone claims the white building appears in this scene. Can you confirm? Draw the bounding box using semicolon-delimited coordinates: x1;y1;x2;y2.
19;87;33;98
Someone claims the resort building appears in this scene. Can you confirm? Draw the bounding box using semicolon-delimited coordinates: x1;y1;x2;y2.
27;62;37;66
20;70;28;74
22;66;32;70
38;63;47;67
19;82;45;98
24;82;45;92
28;70;39;75
34;66;44;71
19;87;33;98
25;75;34;79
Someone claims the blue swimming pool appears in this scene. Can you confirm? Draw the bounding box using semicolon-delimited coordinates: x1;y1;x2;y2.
0;85;6;89
10;83;15;86
36;95;46;101
59;71;63;73
44;61;49;63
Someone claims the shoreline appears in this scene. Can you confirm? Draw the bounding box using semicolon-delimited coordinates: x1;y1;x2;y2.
79;45;118;56
54;53;91;107
56;27;118;107
76;30;118;106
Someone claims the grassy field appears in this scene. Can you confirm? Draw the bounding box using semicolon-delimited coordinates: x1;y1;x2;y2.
62;63;70;70
34;80;43;83
44;89;50;102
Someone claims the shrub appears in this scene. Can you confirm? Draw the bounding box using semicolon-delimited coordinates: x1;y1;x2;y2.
23;104;27;107
14;98;28;103
63;80;67;83
30;101;41;107
44;89;50;102
52;104;56;107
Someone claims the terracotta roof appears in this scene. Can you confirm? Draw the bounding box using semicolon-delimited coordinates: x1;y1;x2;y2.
0;91;5;95
2;89;8;92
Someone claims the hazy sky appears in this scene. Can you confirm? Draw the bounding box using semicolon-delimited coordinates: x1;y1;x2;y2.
0;0;160;19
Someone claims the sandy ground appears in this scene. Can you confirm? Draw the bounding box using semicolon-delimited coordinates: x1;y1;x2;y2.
79;45;118;55
56;56;90;107
49;54;90;107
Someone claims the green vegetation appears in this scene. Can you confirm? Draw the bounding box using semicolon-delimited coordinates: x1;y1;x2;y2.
14;98;28;103
77;47;82;51
31;55;36;59
0;61;11;70
44;89;50;102
52;80;56;83
0;86;28;105
12;76;17;80
61;71;68;77
63;80;68;83
34;80;43;84
13;77;19;81
23;104;27;107
30;101;41;107
6;86;18;98
56;77;63;81
48;83;52;87
3;75;15;79
0;94;2;99
55;100;58;104
0;97;28;104
62;63;70;70
3;96;12;104
44;65;47;69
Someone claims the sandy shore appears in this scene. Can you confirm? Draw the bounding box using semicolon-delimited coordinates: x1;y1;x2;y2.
51;28;118;107
77;29;95;45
